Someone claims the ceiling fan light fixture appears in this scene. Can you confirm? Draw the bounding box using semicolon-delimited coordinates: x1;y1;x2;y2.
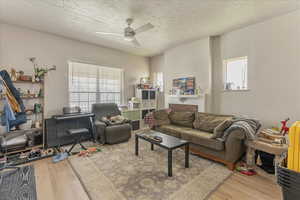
124;35;134;41
95;18;154;46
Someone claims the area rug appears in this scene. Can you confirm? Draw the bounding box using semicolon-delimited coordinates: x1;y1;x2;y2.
0;165;37;200
69;137;232;200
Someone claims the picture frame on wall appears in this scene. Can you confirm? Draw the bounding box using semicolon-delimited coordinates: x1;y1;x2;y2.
172;77;195;95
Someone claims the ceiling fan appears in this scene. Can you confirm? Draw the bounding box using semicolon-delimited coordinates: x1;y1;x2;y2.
96;18;154;46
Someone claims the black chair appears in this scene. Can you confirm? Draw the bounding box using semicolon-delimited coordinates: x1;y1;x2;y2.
66;128;89;154
92;103;132;144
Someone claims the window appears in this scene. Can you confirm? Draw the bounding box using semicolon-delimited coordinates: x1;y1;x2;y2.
69;61;123;112
224;57;248;91
153;72;164;92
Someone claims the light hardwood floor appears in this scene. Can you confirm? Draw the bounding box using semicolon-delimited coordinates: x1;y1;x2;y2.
32;157;282;200
209;170;281;200
34;158;89;200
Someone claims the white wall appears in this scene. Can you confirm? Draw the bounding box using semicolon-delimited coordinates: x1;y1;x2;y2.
149;54;165;109
0;23;149;117
150;37;212;112
212;10;300;127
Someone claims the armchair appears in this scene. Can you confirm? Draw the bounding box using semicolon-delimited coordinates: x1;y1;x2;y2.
92;103;131;144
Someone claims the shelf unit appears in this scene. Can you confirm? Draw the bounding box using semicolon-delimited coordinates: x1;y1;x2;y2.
135;88;157;119
0;79;45;156
11;79;45;124
126;88;157;128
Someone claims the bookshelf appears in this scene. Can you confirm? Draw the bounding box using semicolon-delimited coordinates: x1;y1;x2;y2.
0;79;45;156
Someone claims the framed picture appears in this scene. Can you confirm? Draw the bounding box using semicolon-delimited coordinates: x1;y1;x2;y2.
172;77;195;94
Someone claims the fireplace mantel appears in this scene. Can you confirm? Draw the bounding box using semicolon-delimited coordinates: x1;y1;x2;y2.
166;94;206;112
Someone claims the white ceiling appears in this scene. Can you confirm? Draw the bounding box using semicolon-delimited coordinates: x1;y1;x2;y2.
0;0;299;57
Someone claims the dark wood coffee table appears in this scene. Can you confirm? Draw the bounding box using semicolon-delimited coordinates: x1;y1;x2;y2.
135;130;189;177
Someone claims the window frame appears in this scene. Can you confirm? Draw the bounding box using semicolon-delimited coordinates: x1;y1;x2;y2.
223;56;249;92
153;72;164;92
68;61;124;112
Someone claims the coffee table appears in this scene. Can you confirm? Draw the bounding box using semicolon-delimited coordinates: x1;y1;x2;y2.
135;130;189;177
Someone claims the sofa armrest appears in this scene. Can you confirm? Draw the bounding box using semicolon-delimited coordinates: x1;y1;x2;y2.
94;120;107;144
224;129;246;163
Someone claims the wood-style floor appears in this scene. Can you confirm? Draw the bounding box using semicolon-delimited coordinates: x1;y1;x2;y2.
32;157;282;200
209;170;281;200
34;158;89;200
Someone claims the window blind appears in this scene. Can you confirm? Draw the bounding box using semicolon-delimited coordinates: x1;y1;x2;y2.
69;62;123;112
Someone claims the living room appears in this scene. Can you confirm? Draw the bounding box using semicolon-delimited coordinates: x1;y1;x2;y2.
0;1;299;200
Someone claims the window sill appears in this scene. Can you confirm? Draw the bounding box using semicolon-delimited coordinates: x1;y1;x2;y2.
222;89;250;92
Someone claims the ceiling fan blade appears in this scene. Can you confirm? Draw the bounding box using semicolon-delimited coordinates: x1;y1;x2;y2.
132;38;141;46
95;32;123;37
134;23;154;34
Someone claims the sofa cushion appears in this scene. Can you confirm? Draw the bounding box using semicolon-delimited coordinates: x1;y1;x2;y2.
153;110;170;126
193;113;233;133
180;128;224;151
156;124;184;138
169;111;195;128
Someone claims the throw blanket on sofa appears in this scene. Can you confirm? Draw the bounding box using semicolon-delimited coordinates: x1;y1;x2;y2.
219;118;261;141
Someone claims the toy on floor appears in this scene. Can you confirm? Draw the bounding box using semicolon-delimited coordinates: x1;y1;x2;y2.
77;147;101;157
52;152;68;163
236;162;257;176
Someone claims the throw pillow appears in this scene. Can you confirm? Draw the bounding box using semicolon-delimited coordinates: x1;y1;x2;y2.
169;111;195;128
110;115;126;123
153;109;170;126
211;119;233;138
101;115;126;125
193;112;233;133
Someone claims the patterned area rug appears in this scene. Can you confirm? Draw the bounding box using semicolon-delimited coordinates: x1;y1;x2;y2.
0;165;37;200
69;137;232;200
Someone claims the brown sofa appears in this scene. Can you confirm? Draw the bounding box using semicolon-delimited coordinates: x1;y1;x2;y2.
152;110;247;170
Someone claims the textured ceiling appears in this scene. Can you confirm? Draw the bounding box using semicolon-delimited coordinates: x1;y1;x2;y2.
0;0;299;57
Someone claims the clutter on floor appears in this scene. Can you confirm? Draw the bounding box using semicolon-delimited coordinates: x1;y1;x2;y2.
0;147;54;168
52;152;69;163
51;144;101;163
77;147;101;157
245;118;290;175
236;162;257;176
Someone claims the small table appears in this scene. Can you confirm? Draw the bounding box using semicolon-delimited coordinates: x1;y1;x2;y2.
135;130;189;177
246;140;288;176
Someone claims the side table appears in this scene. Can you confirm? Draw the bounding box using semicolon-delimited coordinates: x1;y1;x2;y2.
246;140;288;176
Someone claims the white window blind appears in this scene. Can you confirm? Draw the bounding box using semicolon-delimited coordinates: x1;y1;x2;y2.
153;72;164;92
224;57;248;91
69;62;124;112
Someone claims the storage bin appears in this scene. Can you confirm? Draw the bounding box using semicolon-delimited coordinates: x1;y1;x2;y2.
131;120;140;130
277;164;300;200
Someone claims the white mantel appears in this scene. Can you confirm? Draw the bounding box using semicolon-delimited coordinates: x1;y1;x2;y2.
165;94;206;112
